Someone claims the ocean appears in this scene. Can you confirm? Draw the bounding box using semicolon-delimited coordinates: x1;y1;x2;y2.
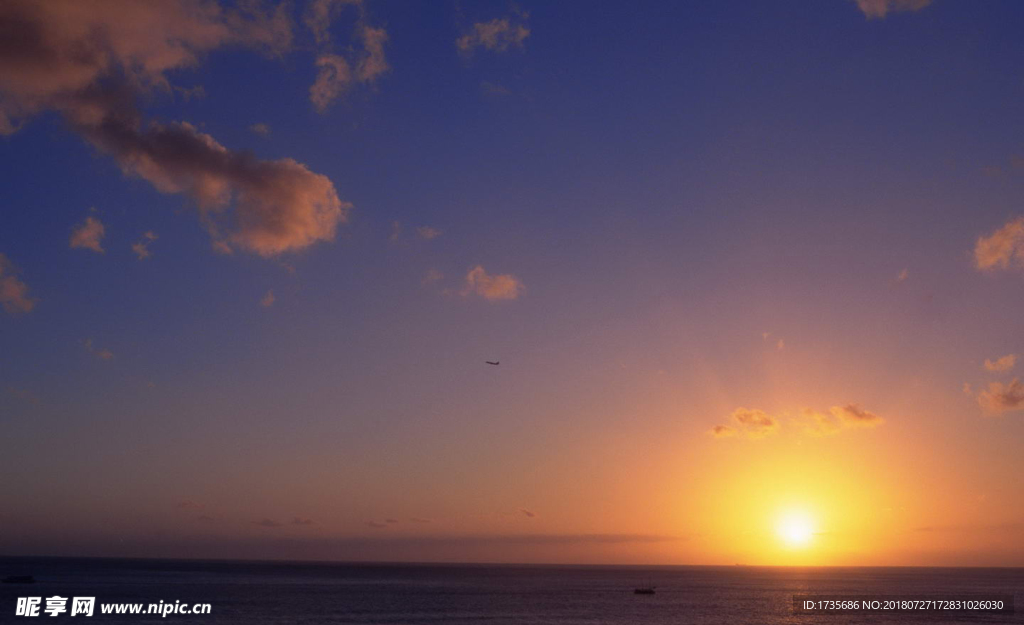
1;557;1021;624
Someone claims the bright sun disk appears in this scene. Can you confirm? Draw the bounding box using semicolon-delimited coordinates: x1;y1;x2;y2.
776;511;815;548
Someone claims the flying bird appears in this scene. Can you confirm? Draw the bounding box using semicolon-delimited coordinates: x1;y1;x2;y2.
486;361;500;365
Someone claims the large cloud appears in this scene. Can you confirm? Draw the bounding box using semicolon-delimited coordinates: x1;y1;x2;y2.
0;0;350;257
974;217;1024;271
854;0;933;19
0;253;36;314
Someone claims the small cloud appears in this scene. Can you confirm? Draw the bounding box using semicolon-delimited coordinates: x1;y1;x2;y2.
291;517;315;526
416;226;442;240
776;338;785;351
984;354;1016;373
457;12;530;55
481;81;511;97
261;289;276;308
709;424;737;438
761;331;771;341
249;123;271;136
70;215;105;253
974;217;1024;271
796;409;842;437
132;231;157;260
385;518;400;524
854;0;933;19
389;220;402;242
175;500;203;510
963;382;973;395
461;265;525;301
367;520;388;528
82;338;114;361
896;268;909;283
830;403;884;427
309;25;389;112
422;268;444;285
710;407;785;440
977;378;1024;414
253;518;284;528
409;517;432;523
519;508;536;518
0;254;36;314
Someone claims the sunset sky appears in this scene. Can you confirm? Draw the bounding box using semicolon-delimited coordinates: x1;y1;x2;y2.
4;0;1024;567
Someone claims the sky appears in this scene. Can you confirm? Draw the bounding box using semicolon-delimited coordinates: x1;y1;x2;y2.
3;0;1024;567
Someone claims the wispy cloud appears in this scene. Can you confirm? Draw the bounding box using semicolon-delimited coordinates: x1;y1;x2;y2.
974;217;1024;271
0;253;36;314
984;354;1016;373
132;231;158;260
457;12;530;55
305;0;389;112
462;266;525;301
261;290;276;308
422;268;444;285
81;338;114;361
830;403;885;427
253;518;284;529
854;0;934;19
70;216;105;253
416;226;442;240
519;509;536;518
249;123;271;136
291;517;315;526
367;520;389;529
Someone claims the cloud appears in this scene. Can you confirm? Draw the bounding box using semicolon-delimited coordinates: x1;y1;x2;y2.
461;265;525;301
977;378;1024;414
974;217;1024;271
260;289;275;308
249;122;270;136
0;253;36;314
0;0;352;258
709;424;737;438
896;268;909;283
796;409;842;437
253;518;284;528
422;268;443;285
416;226;442;240
305;0;389;112
731;407;779;438
131;231;157;260
82;338;114;361
776;338;785;351
456;13;530;55
388;220;402;242
519;509;536;518
830;403;884;427
984;354;1016;373
854;0;933;19
385;518;400;524
409;517;432;523
367;520;388;528
291;517;315;526
70;215;105;253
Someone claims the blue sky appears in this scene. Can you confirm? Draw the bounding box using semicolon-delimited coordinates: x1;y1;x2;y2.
3;0;1024;565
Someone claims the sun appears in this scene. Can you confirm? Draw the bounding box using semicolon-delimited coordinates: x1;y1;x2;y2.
776;510;815;548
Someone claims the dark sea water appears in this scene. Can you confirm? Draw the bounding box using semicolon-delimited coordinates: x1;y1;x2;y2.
1;557;1021;624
